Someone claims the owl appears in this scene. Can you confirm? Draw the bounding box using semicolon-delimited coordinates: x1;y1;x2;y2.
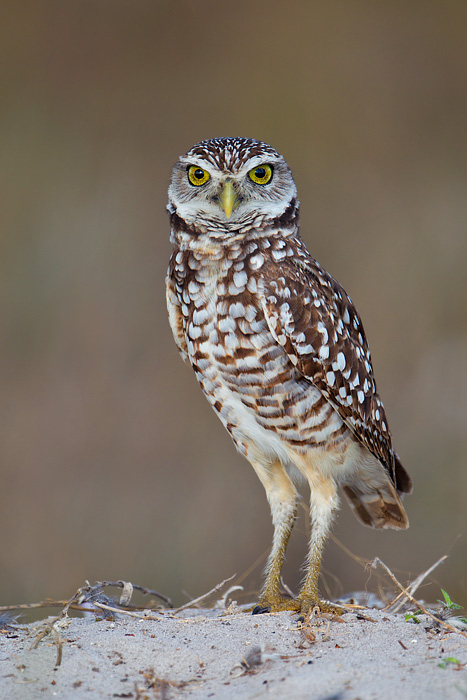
166;137;412;615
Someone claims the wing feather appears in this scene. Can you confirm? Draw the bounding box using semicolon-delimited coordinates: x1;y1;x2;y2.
166;252;189;364
260;247;397;482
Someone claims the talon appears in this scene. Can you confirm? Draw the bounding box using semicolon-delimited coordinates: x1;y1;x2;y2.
252;605;271;615
297;598;345;616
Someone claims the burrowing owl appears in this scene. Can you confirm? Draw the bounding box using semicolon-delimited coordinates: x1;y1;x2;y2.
166;137;412;614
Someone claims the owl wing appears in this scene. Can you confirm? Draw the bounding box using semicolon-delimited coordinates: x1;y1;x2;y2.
260;251;398;483
166;253;189;364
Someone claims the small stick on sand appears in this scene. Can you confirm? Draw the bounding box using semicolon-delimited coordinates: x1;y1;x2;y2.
370;557;467;639
173;575;236;614
386;555;447;614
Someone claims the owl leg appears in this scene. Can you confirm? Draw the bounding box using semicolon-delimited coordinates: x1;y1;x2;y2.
250;459;299;613
296;475;343;615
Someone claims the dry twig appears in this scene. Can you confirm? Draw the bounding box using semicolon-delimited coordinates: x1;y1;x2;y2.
87;601;162;620
30;584;87;666
370;557;467;639
0;579;172;615
386;555;447;613
280;577;296;600
0;600;69;613
173;574;236;613
94;580;172;608
28;579;172;666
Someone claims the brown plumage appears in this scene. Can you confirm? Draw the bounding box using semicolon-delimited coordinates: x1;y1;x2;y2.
166;137;412;614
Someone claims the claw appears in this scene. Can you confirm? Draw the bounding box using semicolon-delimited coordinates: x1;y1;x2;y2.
252;605;271;615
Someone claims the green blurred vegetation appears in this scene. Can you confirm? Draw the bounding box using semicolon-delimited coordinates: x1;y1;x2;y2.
1;0;466;608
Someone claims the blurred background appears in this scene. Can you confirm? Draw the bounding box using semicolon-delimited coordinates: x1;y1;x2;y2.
1;0;466;612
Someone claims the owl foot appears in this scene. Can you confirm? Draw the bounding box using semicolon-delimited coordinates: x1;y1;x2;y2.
295;596;344;617
251;595;344;616
251;594;301;614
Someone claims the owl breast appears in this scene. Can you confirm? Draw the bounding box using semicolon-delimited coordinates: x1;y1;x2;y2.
172;245;349;468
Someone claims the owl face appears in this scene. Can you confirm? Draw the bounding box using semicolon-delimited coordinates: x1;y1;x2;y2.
168;138;297;231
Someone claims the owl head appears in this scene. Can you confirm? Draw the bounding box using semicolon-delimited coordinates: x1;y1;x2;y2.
168;138;298;234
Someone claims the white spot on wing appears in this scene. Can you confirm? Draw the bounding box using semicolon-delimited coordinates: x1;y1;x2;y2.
218;317;236;333
229;302;246;318
188;324;201;339
338;352;346;369
247;277;257;293
250;253;264;270
233;270;248;288
300;344;314;354
192;308;208;324
317;321;329;344
272;248;286;261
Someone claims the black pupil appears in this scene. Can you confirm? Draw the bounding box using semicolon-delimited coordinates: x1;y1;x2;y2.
194;169;205;180
255;167;266;179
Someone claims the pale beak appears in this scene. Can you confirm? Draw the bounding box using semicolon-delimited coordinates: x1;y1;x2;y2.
218;181;237;218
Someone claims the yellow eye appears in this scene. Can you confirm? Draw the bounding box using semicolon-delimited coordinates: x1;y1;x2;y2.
248;164;273;185
188;165;210;186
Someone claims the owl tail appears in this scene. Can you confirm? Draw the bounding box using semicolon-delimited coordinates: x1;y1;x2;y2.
343;479;409;530
342;451;412;531
393;453;413;495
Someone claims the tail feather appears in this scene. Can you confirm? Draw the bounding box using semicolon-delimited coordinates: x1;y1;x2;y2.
394;452;413;495
342;447;411;530
343;479;409;530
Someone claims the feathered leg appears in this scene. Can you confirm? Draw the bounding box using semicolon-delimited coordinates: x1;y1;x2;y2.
250;459;299;612
297;474;342;614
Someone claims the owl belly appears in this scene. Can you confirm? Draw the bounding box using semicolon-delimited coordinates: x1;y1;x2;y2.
185;283;350;472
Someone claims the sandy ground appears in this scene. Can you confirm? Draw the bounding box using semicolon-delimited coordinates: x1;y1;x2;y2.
1;602;466;700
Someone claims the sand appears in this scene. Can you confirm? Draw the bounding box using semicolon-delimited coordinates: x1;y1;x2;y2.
1;601;466;700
